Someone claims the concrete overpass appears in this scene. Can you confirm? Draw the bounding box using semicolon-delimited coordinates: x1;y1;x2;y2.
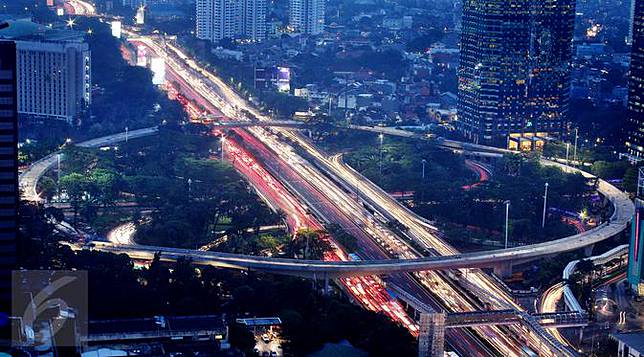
85;176;630;277
208;120;306;128
23;125;633;280
19;127;159;202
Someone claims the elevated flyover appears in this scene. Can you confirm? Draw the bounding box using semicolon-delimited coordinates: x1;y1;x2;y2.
19;127;159;202
26;125;633;280
209;120;305;128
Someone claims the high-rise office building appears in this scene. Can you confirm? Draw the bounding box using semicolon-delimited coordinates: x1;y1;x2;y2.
0;20;91;125
0;40;19;319
196;0;266;42
628;167;644;296
625;0;644;158
457;0;575;147
289;0;324;35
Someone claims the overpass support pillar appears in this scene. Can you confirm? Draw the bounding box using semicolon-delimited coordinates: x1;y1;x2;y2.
418;312;445;357
493;262;513;278
584;244;594;257
323;273;329;296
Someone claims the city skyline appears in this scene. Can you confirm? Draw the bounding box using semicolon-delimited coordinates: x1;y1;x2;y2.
1;0;642;356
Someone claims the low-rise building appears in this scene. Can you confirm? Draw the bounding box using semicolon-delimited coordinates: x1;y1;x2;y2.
611;332;644;357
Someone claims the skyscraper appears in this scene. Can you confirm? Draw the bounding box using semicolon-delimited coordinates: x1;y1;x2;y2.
457;0;575;147
289;0;325;35
196;0;266;42
625;0;644;158
0;40;19;319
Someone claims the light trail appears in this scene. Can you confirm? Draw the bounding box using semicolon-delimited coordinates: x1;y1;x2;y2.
65;0;96;16
158;75;419;335
129;35;526;355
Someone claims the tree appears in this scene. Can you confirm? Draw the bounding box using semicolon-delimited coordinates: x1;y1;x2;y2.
288;229;332;259
60;173;87;224
39;176;57;202
88;168;122;208
326;223;359;252
228;323;256;353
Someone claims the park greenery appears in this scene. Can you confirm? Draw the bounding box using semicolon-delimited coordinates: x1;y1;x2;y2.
316;129;593;248
18;206;416;356
46;125;281;249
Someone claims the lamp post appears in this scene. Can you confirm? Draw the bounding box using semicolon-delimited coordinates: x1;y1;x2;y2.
565;142;570;172
504;200;510;249
422;159;427;179
125;126;129;143
56;153;62;199
56;153;62;184
573;128;578;166
542;182;549;228
221;135;225;161
378;133;384;176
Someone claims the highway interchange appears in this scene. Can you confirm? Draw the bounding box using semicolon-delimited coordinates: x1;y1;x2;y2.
30;4;636;355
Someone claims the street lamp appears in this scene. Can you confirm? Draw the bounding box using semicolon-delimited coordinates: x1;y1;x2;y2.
421;159;427;179
56;153;62;184
125;126;129;143
220;135;226;161
504;200;510;249
542;182;549;228
573;128;578;166
565;142;570;172
378;133;384;176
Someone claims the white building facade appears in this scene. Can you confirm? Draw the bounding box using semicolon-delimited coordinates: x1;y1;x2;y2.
196;0;266;42
15;40;91;124
289;0;324;35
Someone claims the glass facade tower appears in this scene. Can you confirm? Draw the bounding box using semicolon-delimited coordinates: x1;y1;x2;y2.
457;0;575;146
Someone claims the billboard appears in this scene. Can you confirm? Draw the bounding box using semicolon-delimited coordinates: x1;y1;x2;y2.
150;57;166;85
628;205;644;295
275;67;290;93
111;21;122;39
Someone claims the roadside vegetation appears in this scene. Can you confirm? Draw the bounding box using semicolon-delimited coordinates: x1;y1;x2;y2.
314;129;596;249
45;125;280;249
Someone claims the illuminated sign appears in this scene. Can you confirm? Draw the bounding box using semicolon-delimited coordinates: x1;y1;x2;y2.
111;21;122;39
628;206;644;295
150;57;165;85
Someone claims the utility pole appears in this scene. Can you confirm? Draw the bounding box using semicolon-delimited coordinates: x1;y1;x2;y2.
504;200;510;249
542;182;549;228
